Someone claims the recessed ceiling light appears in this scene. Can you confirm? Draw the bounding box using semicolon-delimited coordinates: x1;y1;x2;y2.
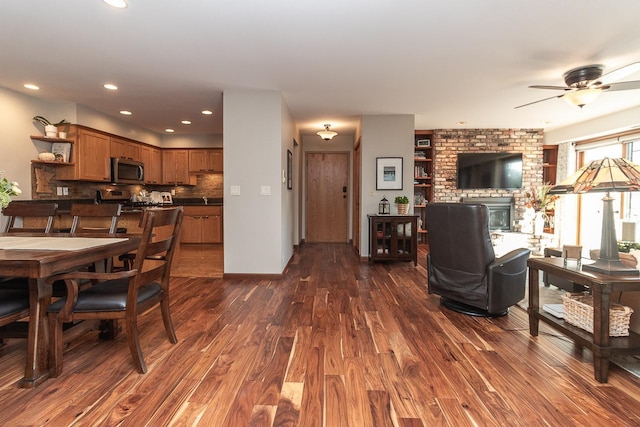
104;83;118;90
103;0;128;8
181;120;191;125
165;129;175;133
201;110;213;115
24;83;39;90
119;110;132;115
456;121;467;125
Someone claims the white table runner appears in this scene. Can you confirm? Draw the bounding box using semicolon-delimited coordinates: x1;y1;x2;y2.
0;236;128;251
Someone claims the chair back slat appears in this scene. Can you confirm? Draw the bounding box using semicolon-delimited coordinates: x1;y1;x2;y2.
70;203;122;235
130;207;184;293
2;202;58;233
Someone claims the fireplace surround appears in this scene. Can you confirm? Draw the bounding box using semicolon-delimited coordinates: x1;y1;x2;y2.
461;197;515;232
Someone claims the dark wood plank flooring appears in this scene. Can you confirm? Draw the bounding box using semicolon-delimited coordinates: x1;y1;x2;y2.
1;243;640;425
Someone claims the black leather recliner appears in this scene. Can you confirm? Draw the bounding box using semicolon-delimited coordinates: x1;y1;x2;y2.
425;203;531;317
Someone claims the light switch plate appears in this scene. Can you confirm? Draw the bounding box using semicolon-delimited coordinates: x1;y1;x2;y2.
230;186;240;196
260;186;271;196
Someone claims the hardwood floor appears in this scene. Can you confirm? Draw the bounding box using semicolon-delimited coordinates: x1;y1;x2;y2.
171;243;223;278
1;243;640;425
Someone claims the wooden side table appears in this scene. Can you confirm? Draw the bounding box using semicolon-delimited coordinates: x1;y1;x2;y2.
528;257;640;383
367;214;418;266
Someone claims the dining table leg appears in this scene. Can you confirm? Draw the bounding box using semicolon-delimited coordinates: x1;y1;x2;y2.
19;278;52;388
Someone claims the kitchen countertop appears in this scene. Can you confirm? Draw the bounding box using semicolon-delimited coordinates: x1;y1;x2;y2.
18;197;223;214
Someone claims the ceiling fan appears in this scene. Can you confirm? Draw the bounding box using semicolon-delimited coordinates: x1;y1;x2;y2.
515;62;640;109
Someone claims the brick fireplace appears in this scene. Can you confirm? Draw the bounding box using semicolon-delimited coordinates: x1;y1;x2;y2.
461;197;515;231
431;128;544;228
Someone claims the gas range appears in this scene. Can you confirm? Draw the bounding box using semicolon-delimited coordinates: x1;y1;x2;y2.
96;189;173;211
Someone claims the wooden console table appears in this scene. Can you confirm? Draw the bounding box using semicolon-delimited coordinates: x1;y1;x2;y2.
528;257;640;383
368;214;418;266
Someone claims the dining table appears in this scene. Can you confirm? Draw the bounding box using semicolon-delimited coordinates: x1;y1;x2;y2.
0;233;140;388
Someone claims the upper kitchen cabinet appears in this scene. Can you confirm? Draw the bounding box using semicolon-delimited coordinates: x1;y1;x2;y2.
110;137;141;162
189;149;223;174
162;149;192;185
56;125;111;182
139;145;162;184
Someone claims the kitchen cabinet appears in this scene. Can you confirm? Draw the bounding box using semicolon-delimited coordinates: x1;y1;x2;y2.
162;149;191;185
181;206;222;243
368;214;418;265
189;149;223;173
140;145;162;184
56;125;111;182
110;137;140;161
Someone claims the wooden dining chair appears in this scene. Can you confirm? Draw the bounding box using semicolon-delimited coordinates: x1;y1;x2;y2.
0;290;31;344
69;203;122;235
46;206;184;377
1;202;58;293
2;202;58;233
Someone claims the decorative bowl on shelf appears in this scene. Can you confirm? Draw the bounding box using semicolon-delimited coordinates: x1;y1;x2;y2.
38;152;56;162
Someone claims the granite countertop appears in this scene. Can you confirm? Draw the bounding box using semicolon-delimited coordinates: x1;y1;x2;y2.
20;197;223;214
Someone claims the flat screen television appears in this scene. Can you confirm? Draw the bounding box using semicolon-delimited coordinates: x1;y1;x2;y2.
457;152;523;189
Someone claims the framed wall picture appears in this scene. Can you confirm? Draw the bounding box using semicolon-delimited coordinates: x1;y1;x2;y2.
376;157;403;190
287;149;293;190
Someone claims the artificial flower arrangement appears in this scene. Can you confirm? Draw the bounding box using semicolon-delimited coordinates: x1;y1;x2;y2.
525;184;559;212
0;171;21;209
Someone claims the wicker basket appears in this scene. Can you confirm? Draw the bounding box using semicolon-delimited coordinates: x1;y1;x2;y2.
562;292;633;337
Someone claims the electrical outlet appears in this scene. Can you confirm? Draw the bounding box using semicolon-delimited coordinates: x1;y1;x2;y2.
230;186;240;196
62;187;69;196
260;186;271;196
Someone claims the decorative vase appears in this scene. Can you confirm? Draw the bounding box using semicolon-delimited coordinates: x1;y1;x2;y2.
534;211;545;235
44;125;58;138
397;203;409;215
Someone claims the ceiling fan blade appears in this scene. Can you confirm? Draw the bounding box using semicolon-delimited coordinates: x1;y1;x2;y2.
604;80;640;91
514;94;565;109
600;62;640;84
529;85;569;90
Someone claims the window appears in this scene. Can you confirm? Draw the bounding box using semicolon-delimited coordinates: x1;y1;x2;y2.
578;136;640;249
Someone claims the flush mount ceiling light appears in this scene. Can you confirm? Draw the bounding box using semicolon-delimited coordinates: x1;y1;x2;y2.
103;0;128;8
563;88;602;108
317;124;337;141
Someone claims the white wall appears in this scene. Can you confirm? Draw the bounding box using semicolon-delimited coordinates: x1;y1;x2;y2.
223;89;294;274
280;96;298;270
359;114;415;255
0;86;76;201
163;133;222;148
545;105;640;145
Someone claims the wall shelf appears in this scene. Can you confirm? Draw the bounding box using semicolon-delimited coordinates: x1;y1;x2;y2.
30;135;74;144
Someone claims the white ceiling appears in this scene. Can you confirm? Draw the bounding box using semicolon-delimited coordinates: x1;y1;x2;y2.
2;0;640;137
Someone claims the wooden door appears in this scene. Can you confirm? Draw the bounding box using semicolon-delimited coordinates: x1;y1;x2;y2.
306;152;349;242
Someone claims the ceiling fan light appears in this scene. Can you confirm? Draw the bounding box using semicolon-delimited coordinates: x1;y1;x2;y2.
317;124;337;141
564;88;602;107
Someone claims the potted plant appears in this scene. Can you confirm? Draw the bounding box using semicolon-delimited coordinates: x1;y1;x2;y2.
32;116;69;138
395;195;410;214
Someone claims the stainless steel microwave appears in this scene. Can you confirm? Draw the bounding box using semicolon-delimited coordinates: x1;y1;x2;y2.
111;158;144;184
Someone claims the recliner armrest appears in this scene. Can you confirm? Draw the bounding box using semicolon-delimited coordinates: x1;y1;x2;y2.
488;248;531;284
491;248;531;270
